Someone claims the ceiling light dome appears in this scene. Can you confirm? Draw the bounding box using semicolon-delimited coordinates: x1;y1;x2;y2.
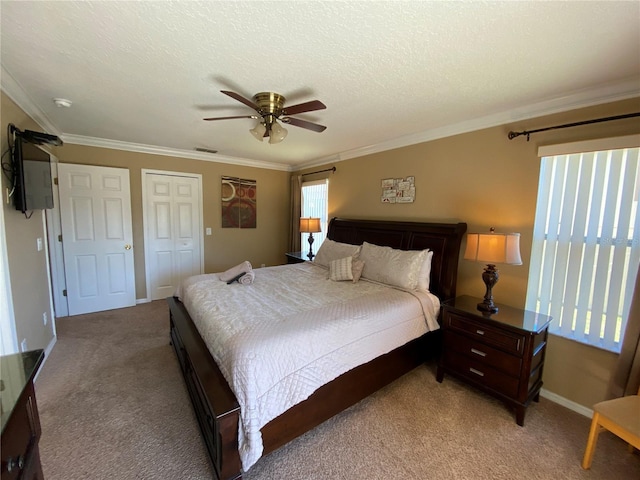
249;122;266;142
269;121;288;144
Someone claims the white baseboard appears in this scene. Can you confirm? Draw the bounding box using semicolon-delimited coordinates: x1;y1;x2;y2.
34;335;57;383
136;298;151;304
540;388;593;418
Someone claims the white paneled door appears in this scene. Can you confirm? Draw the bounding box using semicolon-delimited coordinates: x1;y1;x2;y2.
58;164;136;315
143;171;203;301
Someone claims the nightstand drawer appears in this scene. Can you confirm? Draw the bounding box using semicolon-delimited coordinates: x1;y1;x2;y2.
1;383;40;480
443;349;520;398
443;330;522;377
445;312;525;355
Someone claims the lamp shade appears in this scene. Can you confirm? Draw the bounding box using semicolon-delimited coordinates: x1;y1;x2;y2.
299;217;321;233
268;121;288;144
249;122;266;141
464;231;522;265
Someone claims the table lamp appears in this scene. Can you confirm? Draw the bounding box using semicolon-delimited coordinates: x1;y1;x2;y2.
464;228;522;314
299;217;321;260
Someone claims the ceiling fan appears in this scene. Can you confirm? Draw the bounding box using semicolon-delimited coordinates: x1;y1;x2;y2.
204;91;327;144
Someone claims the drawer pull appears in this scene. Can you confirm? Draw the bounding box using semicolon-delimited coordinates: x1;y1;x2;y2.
6;455;25;472
469;368;485;377
471;348;487;357
476;329;485;335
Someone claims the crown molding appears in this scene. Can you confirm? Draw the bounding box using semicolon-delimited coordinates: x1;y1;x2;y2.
1;64;62;136
296;78;640;171
1;63;290;171
60;134;292;171
3;61;637;174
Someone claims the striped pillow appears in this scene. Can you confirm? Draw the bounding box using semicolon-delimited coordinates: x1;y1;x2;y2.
329;256;354;282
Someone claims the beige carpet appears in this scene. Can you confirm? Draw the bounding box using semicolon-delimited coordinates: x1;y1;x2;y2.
35;301;639;480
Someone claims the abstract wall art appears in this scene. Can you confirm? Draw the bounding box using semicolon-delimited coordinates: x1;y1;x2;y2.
221;176;257;228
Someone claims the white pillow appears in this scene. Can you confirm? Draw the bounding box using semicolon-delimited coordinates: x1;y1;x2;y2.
351;258;365;283
417;250;434;291
358;242;429;291
313;239;361;267
329;256;354;281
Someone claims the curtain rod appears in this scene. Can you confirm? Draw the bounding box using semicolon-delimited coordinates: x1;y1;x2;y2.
301;166;336;177
508;112;640;141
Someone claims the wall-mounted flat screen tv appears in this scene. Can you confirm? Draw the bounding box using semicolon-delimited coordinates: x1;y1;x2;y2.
12;134;54;212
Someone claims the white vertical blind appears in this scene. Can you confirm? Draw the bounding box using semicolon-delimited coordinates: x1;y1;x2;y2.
301;179;328;252
526;144;640;352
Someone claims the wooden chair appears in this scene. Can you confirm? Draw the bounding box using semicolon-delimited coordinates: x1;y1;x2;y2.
581;386;640;469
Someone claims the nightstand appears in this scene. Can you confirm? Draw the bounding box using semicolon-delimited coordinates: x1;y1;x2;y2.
436;295;552;426
285;251;308;264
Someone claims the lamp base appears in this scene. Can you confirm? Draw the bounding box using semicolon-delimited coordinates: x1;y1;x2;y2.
307;233;315;260
477;264;499;314
477;299;499;314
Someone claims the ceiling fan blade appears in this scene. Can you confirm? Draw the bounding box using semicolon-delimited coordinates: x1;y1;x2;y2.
282;117;327;133
203;115;257;121
220;90;259;110
282;100;326;116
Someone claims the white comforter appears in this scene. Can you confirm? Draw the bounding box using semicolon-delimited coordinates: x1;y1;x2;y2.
179;262;440;471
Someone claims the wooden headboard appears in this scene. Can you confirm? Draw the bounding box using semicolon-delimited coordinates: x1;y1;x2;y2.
327;218;467;301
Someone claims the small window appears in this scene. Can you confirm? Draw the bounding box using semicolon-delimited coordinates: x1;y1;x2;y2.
526;137;640;352
301;179;328;250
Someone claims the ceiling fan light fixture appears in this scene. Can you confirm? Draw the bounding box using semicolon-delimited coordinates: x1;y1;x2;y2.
249;122;266;142
269;121;288;144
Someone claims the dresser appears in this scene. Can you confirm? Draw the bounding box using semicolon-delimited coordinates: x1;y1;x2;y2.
436;296;551;426
1;350;45;480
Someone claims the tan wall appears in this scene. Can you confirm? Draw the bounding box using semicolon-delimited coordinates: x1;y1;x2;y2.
299;97;640;409
1;93;56;351
55;144;291;300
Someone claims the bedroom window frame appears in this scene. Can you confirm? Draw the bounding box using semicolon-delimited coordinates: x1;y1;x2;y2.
301;178;329;250
525;135;640;353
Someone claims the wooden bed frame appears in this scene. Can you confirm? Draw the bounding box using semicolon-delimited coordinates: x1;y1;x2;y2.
168;218;466;480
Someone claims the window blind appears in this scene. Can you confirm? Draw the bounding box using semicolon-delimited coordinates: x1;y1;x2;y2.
301;179;329;248
526;144;640;352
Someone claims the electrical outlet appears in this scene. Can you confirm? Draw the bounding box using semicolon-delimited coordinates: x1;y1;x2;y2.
206;227;212;236
261;264;266;268
43;312;48;326
21;339;27;352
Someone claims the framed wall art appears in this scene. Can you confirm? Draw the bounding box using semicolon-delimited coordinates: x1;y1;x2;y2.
381;176;415;203
221;176;257;228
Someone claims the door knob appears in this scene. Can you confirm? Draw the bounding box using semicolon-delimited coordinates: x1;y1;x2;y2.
124;244;132;250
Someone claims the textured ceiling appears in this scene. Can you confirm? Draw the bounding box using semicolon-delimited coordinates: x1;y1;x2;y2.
1;1;639;171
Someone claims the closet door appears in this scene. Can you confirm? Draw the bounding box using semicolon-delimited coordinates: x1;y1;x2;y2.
143;171;203;301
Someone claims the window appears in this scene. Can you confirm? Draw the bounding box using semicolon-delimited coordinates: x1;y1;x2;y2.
525;136;640;352
301;179;328;251
0;198;17;355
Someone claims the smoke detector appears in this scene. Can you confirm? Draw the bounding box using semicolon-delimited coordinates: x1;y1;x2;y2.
53;98;72;108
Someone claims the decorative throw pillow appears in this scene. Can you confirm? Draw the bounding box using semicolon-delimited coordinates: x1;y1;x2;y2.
314;239;361;267
416;250;434;291
351;258;365;283
329;256;354;281
358;242;428;291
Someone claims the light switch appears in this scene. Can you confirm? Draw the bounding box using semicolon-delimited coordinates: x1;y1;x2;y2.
206;227;212;236
37;237;43;251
